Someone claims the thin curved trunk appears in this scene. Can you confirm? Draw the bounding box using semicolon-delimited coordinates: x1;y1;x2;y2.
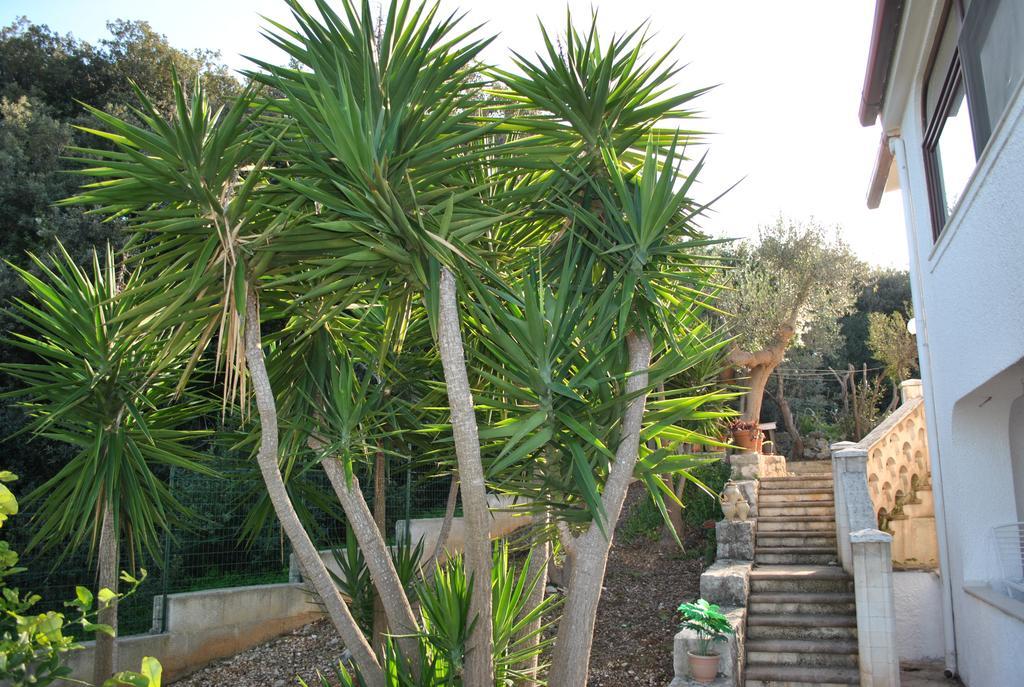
372;448;387;649
773;370;803;459
93;497;119;685
321;457;421;665
514;513;550;686
429;471;460;566
436;266;493;686
244;290;383;686
549;332;652;687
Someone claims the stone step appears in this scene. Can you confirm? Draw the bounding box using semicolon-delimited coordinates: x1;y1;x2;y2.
745;663;860;686
758;533;837;548
755;548;839;565
786;460;834;475
758;503;836;517
749;592;855;615
757;516;836;532
757;532;835;548
750;566;852;593
759;489;834;503
759;477;834;490
746;616;857;641
747;638;859;667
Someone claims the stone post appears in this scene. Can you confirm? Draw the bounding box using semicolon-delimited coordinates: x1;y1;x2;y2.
851;529;900;687
830;442;859;573
899;378;923;404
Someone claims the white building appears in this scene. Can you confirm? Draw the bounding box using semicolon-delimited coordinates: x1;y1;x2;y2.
859;1;1024;684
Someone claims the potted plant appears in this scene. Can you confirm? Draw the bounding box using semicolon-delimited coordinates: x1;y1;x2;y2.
728;419;760;451
677;598;734;684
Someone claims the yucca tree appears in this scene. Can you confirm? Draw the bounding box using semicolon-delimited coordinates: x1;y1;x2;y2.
487;16;733;685
61;3;735;685
248;1;505;681
61;79;392;680
0;245;212;684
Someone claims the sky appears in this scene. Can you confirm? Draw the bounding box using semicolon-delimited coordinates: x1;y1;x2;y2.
2;0;909;268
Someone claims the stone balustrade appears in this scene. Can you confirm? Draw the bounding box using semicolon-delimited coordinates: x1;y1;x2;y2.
855;379;939;568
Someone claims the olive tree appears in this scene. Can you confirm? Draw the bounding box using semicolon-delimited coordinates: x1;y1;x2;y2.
721;219;859;425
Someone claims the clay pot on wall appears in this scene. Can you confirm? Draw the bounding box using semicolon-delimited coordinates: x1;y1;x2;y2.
732;428;755;450
688;652;720;683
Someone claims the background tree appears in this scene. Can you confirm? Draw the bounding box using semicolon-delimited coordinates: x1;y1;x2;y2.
722;219;859;425
0;247;212;683
868;309;918;411
0;17;242;495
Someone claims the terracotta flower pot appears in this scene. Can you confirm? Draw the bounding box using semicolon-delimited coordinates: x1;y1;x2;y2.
732;428;755;450
688;651;720;683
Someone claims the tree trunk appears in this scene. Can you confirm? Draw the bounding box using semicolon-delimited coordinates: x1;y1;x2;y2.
549;332;652;687
887;378;900;413
429;472;460;566
93;497;119;685
436;266;493;686
849;364;863;439
514;514;550;686
320;457;421;665
728;324;794;425
773;371;803;459
244;289;383;686
372;449;387;649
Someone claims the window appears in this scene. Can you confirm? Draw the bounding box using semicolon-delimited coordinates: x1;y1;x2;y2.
923;0;1024;239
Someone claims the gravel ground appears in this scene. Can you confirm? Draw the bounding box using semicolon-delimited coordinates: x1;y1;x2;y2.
171;484;706;686
172;619;346;687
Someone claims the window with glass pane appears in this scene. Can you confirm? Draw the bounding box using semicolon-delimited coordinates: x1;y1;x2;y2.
961;0;1024;151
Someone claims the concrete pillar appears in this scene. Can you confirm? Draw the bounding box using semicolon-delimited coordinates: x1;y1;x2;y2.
851;529;901;687
830;442;860;573
899;378;923;404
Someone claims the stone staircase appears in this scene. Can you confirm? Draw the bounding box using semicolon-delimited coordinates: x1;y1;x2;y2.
744;466;860;686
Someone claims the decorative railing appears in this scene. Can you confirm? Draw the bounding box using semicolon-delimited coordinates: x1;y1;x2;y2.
857;379;939;568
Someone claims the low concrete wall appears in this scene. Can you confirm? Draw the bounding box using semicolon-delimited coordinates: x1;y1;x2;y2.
893;569;945;661
394;493;533;558
64;583;324;683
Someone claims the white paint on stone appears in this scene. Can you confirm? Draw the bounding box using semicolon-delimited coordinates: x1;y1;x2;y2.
894;570;945;661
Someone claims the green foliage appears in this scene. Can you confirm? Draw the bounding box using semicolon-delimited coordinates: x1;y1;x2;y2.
619;497;669;544
837;268;912;371
867;310;918;384
0;15;242;498
307;542;557;686
620;459;729;545
721;219;860;354
677;599;733;656
329;525;425;634
104;656;163;687
1;245;213;562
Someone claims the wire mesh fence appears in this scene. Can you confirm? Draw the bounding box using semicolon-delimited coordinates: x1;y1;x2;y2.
8;464;454;636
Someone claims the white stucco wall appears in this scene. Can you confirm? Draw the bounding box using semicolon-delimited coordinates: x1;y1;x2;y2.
894;570;944;661
878;1;1024;684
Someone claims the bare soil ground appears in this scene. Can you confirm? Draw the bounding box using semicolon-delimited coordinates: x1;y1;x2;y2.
584;485;706;687
172;484;706;686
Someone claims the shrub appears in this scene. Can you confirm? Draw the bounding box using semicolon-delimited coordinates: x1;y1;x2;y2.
0;470;154;687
